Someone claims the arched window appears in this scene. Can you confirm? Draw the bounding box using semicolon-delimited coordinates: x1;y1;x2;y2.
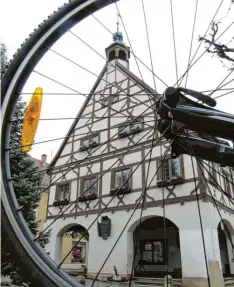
109;50;116;61
119;50;126;60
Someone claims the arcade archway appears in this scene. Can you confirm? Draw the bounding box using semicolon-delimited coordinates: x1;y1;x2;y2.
132;216;182;278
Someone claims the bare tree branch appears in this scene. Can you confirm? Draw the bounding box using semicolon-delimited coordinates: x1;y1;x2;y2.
199;22;234;68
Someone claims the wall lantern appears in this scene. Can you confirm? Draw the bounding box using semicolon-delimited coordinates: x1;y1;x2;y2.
97;216;111;240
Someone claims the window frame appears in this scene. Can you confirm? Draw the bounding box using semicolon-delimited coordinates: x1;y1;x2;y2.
230;169;234;198
111;166;132;191
140;239;166;265
118;117;144;138
101;96;109;107
80;133;100;151
101;93;119;107
222;170;231;196
208;162;218;186
110;93;119;104
80;175;98;199
54;182;71;204
157;156;184;186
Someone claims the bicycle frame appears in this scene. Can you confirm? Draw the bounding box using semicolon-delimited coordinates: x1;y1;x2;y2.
157;87;234;168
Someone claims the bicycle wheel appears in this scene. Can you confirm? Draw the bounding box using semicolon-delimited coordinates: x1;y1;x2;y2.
2;0;234;286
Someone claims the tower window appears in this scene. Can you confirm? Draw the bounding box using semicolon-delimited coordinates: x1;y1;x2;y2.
119;50;126;60
109;50;116;61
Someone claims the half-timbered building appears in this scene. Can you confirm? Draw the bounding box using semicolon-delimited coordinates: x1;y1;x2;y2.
44;28;234;286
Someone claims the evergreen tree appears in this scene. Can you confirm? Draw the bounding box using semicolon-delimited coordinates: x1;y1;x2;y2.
1;42;51;285
1;42;9;79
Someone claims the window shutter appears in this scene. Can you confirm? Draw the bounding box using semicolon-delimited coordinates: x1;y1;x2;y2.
64;183;70;200
223;172;231;195
58;185;64;201
208;162;217;185
55;185;59;201
179;156;184;178
156;159;162;181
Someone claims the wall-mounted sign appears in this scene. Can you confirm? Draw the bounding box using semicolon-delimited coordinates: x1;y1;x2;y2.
97;216;111;240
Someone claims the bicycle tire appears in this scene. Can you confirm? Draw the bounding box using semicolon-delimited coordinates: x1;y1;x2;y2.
1;1;115;286
2;0;234;285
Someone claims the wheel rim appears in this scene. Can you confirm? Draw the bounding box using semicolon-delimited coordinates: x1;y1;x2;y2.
2;0;234;286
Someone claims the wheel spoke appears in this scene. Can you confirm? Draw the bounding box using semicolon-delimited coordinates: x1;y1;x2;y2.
208;69;234;97
32;103;156;207
92;11;169;88
128;114;158;286
175;20;234;87
67;29;160;109
178;135;234;250
184;0;199;88
47;47;158;112
214;89;234;100
2;0;234;285
184;131;211;287
141;0;157;91
169;0;179;86
176;0;225;87
57;126;170;269
90;131;172;285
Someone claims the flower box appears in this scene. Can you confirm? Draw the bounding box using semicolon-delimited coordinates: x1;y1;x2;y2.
131;126;142;134
156;180;163;188
79;194;97;202
110;186;131;196
79;195;87;202
89;141;98;148
171;176;184;184
119;130;129;138
86;193;97;200
157;176;184;187
79;145;88;151
53;199;69;206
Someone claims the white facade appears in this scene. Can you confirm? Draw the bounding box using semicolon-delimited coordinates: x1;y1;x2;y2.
45;38;234;286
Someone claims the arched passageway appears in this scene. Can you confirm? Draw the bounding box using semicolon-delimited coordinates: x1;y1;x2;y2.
132;216;182;278
62;224;89;265
54;223;89;269
218;220;234;277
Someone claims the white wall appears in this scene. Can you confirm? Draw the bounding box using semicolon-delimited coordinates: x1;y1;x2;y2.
45;198;234;280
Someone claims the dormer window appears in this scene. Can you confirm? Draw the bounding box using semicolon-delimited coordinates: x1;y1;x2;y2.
111;93;118;103
80;134;99;151
119;117;144;138
102;97;109;107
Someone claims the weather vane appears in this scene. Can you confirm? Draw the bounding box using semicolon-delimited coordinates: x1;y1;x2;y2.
116;13;120;32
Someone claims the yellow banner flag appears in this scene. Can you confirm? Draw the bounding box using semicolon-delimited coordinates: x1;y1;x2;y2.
21;87;43;152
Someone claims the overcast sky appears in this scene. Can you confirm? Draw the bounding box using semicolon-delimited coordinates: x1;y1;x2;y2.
1;0;233;162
